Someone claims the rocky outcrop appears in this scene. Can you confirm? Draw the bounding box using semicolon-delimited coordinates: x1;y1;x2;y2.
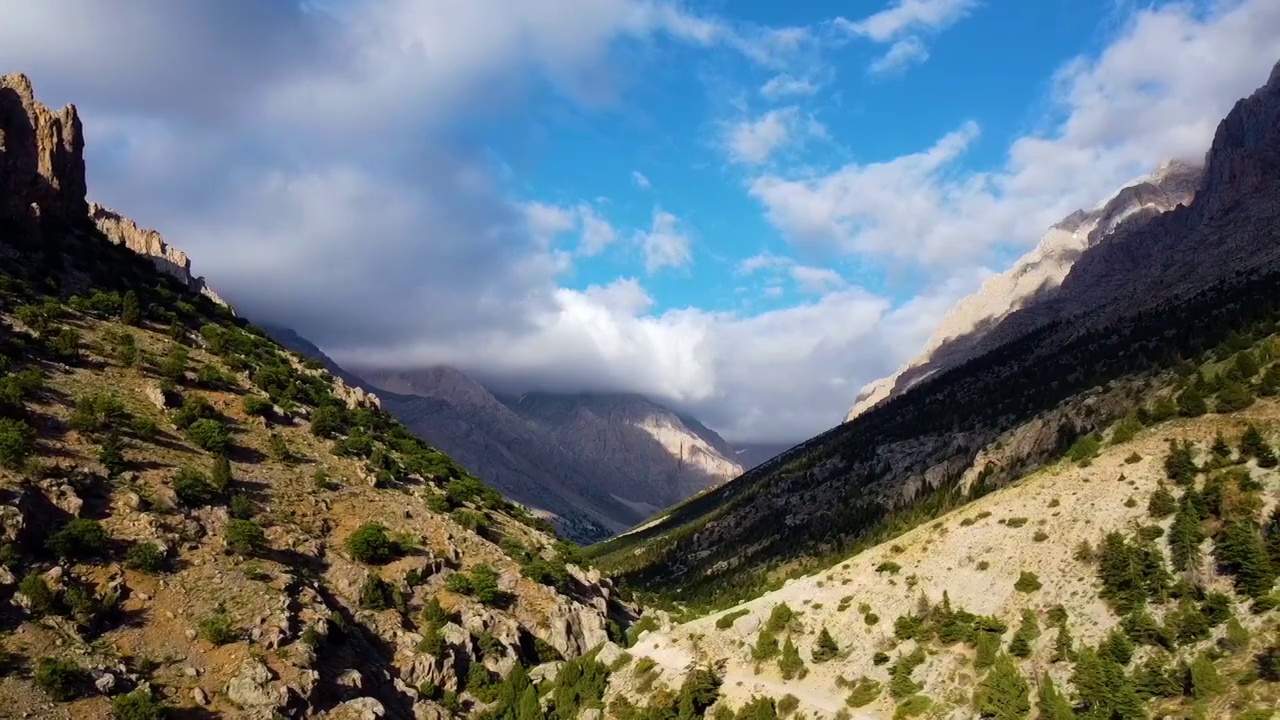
88;202;230;309
845;160;1201;422
0;72;86;224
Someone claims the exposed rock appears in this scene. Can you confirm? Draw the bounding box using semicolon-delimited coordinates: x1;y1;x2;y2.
324;697;386;720
88;203;230;309
92;671;116;695
192;687;209;706
143;383;173;410
225;658;289;712
0;73;85;224
529;661;563;685
45;483;83;517
846;160;1201;422
594;641;624;669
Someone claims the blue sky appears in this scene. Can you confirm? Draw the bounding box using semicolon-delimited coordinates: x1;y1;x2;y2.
3;0;1279;442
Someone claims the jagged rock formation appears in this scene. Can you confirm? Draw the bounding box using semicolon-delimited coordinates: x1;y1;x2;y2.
88;203;229;309
846;160;1202;421
0;72;86;224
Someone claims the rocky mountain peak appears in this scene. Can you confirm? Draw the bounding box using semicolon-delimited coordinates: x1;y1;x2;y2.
0;72;86;224
846;158;1201;422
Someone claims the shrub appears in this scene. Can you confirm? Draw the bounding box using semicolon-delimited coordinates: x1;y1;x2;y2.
198;612;236;645
111;688;166;720
197;363;235;390
266;432;291;463
1124;452;1142;464
1033;530;1049;542
310;404;344;438
716;609;749;630
345;522;395;564
46;518;109;560
98;431;127;476
185;418;230;454
875;561;901;574
845;677;881;707
889;647;926;698
34;658;87;701
778;636;804;679
172;394;218;429
19;572;56;616
0;417;36;469
120;290;141;326
225;519;267;556
1005;517;1029;528
1067;434;1101;464
812;626;839;663
1014;571;1042;593
242;395;273;417
210;455;233;492
124;542;166;574
158;345;188;382
229;494;254;520
1147;484;1176;518
173;466;219;507
776;695;799;717
972;654;1029;720
359;575;395;610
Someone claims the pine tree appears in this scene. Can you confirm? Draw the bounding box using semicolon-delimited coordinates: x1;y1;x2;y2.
1259;364;1280;396
1132;655;1180;700
1163;440;1198;485
211;455;233;493
1214;516;1276;598
1169;499;1205;572
1265;505;1280;568
120;290;141;326
1177;384;1207;417
1035;674;1075;720
975;629;1001;669
1187;654;1224;698
811;627;839;663
1008;610;1039;659
1050;621;1074;663
1147;483;1176;519
1215;380;1255;413
972;654;1029;720
1071;648;1143;720
1099;627;1134;666
517;684;543;720
1239;424;1278;467
1233;351;1260;379
98;430;126;477
778;636;804;680
1210;432;1232;459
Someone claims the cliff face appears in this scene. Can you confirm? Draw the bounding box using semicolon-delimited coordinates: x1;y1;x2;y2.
88;203;230;309
845;160;1202;422
0;72;86;224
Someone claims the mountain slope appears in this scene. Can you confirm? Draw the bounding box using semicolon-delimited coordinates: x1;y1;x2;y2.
0;72;634;719
590;58;1280;613
847;160;1201;422
357;368;744;542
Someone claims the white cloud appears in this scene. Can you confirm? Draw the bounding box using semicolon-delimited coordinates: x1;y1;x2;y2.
631;170;652;188
789;265;846;294
524;202;579;247
760;73;819;99
726;107;826;165
836;0;975;74
636;209;694;273
837;0;976;42
752;0;1280;267
868;37;929;75
737;252;793;274
577;204;619;256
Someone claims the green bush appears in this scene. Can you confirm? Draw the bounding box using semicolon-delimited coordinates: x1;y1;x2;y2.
0;417;36;469
98;431;127;477
310;404;344;438
225;519;267;556
34;657;87;701
210;455;233;492
889;647;926;698
111;688;166;720
359;575;395;610
845;677;881;707
242;395;273;417
173;466;219;507
1147;483;1176;518
345;522;395;564
172;394;218;429
46;518;109;560
185;418;230;454
124;542;166;574
198;611;237;645
19;572;57;616
120;290;141;326
1014;571;1042;593
972;654;1028;720
229;493;254;520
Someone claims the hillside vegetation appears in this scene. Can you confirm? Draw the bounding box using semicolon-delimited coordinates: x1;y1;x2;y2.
0;205;634;717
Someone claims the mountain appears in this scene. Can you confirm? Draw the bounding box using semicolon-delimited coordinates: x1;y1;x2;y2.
846;159;1202;422
357;368;744;542
591;59;1280;608
0;72;636;719
729;442;794;470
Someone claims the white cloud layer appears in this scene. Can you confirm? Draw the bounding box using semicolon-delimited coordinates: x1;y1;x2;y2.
837;0;976;74
725;107;826;165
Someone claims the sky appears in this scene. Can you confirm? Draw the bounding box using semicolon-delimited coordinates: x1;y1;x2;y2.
2;0;1279;443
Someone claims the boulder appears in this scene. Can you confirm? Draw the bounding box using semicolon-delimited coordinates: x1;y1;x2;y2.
225;658;289;712
325;697;386;720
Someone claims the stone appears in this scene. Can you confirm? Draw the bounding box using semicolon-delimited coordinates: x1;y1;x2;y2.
529;661;563;685
143;384;172;410
0;73;86;224
337;668;363;690
732;614;760;637
47;483;83;517
225;658;288;710
93;671;116;694
594;641;624;669
192;687;209;706
325;697;385;719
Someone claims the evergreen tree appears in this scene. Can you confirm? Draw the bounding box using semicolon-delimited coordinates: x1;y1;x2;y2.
97;430;126;477
1147;483;1176;519
778;636;804;680
975;629;1001;669
211;455;233;493
1258;364;1280;396
1099;628;1134;666
1035;674;1075;720
1050;621;1074;663
1176;384;1207;417
972;654;1029;720
1187;654;1224;698
1215;380;1255;413
1240;424;1278;468
1210;432;1232;459
120;290;141;326
1265;505;1280;568
1233;351;1260;379
1008;610;1039;659
677;667;722;720
1163;440;1197;485
1132;655;1181;700
1214;516;1276;598
517;684;543;720
811;627;839;663
1169;499;1205;572
1070;648;1143;720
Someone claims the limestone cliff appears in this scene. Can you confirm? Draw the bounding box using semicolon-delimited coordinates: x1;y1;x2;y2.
0;72;86;224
